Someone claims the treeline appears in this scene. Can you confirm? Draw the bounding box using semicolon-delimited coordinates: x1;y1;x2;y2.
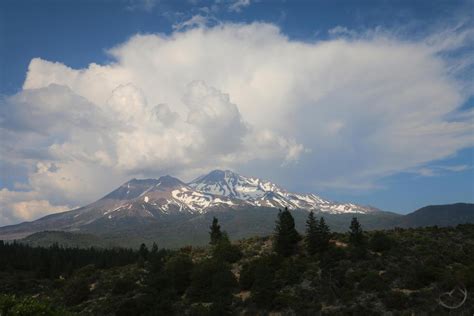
0;241;138;279
274;207;366;257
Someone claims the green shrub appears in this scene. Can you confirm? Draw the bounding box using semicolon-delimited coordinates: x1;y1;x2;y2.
116;299;141;316
251;260;277;308
239;262;256;290
383;291;408;310
187;259;237;303
165;254;194;295
112;276;136;295
0;294;70;316
63;276;90;306
369;232;393;252
358;272;388;292
0;294;16;316
212;240;242;264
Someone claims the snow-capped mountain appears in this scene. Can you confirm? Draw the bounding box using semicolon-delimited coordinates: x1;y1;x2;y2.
79;170;377;221
80;170;376;224
75;170;378;222
68;175;242;224
0;170;380;241
189;170;377;214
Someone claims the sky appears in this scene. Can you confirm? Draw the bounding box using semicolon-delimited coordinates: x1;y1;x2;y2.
0;0;473;225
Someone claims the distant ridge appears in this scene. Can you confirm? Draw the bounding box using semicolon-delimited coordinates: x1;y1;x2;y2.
401;203;474;227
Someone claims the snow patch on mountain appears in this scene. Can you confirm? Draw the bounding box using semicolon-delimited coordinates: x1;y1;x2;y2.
189;170;375;214
67;170;377;223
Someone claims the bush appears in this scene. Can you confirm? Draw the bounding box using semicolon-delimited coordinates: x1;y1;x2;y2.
0;294;69;316
116;299;141;316
369;231;393;252
358;272;388;292
112;276;136;295
383;290;408;310
63;276;90;306
212;240;242;264
187;259;237;303
250;257;279;308
320;246;346;268
0;294;16;316
239;255;280;292
239;262;256;290
275;258;305;287
165;254;194;295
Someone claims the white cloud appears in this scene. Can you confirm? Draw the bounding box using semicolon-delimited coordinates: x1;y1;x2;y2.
1;21;473;224
126;0;158;12
0;189;69;225
173;14;215;31
228;0;251;12
413;164;472;177
328;25;358;37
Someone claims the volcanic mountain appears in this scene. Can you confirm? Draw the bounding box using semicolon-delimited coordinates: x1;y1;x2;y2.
0;170;471;248
0;170;380;243
79;169;378;220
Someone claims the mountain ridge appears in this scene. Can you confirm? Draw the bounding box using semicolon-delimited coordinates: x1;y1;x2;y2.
0;170;472;248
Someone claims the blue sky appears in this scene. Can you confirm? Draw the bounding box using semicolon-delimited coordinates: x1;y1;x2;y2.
0;0;473;224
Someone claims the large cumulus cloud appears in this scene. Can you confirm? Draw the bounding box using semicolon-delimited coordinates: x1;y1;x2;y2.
1;22;473;225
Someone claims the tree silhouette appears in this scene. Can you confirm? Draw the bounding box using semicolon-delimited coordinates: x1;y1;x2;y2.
305;211;318;255
349;217;364;246
209;217;223;245
139;243;149;260
306;212;331;255
274;207;300;257
151;242;158;255
318;216;331;252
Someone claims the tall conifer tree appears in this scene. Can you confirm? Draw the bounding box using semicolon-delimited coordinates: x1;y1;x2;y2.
349;217;364;246
209;217;223;245
274;207;300;257
305;211;318;255
318;217;331;252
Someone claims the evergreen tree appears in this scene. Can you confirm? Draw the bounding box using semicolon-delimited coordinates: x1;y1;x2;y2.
209;217;223;245
151;242;158;255
318;217;331;252
349;217;364;246
306;213;331;255
139;243;149;261
274;207;300;257
305;211;319;255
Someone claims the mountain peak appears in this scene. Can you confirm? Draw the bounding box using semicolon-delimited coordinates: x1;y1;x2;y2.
157;175;184;187
189;169;276;200
195;169;238;182
127;178;160;186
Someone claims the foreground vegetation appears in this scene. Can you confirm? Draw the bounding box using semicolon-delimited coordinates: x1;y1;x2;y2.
1;209;473;315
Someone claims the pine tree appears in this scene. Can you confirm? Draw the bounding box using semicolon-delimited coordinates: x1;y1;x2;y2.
209;217;223;245
274;207;300;257
349;217;364;246
151;242;158;254
139;243;149;261
305;211;319;255
318;217;331;252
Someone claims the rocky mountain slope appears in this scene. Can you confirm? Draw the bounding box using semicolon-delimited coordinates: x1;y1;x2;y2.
0;170;380;242
87;169;377;220
1;170;472;248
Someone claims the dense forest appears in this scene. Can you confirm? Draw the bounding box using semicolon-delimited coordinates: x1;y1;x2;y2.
1;208;473;315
